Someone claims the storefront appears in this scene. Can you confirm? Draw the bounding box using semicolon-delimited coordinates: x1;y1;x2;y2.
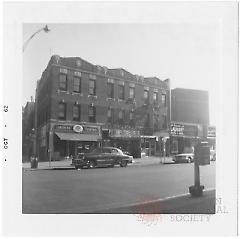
51;123;102;160
170;122;199;155
102;128;141;158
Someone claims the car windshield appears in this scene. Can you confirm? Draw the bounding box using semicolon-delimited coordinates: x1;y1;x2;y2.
90;148;102;154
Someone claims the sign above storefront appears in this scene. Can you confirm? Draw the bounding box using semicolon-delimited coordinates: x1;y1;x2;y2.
109;129;140;138
55;124;100;136
207;126;216;138
170;122;198;137
73;125;83;133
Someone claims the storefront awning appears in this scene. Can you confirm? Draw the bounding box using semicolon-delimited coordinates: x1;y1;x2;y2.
55;132;101;142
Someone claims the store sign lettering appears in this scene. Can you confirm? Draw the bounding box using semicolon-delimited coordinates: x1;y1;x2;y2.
110;129;140;138
55;124;100;135
170;123;184;136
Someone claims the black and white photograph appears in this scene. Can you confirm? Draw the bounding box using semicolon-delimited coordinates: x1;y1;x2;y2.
2;1;238;237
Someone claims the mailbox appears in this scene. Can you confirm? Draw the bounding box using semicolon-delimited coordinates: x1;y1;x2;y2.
195;141;210;166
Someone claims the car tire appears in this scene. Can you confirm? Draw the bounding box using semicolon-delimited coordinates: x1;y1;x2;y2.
120;160;128;167
88;161;96;169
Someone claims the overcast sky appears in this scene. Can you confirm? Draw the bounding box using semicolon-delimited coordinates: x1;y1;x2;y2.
23;23;219;125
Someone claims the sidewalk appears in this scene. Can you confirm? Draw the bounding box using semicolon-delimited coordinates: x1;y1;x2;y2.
22;156;174;170
90;189;216;214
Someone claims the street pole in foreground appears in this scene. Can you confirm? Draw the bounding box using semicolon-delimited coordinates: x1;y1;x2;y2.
189;125;210;197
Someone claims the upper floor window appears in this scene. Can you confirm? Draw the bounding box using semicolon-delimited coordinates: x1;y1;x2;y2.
129;86;135;99
89;105;96;123
73;104;80;121
118;85;125;100
73;77;81;93
107;82;114;98
58;102;66;120
59;74;67;91
129;111;135;126
144;90;149;104
89;79;96;96
162;94;166;106
162;115;167;129
153;91;158;102
107;107;114;123
118;110;124;124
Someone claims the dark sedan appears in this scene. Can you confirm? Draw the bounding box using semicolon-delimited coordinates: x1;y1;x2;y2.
72;147;133;169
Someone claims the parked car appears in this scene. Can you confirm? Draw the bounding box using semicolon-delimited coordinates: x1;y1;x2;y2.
172;153;194;163
72;147;133;169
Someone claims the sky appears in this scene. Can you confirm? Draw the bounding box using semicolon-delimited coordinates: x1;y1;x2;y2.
23;23;219;125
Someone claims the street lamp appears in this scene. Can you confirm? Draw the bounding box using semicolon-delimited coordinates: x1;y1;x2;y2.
23;24;50;162
23;25;50;52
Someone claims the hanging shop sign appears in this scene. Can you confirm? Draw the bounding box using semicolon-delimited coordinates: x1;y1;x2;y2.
207;126;216;138
170;122;198;137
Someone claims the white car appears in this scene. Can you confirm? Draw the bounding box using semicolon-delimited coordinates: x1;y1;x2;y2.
173;153;194;163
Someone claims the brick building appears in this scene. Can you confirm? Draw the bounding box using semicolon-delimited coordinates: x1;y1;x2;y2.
35;55;170;161
22;100;35;161
170;88;210;154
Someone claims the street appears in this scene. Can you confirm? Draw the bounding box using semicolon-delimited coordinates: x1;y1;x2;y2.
23;162;215;214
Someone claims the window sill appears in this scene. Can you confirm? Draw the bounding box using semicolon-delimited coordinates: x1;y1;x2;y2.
72;92;83;96
107;97;115;100
88;95;97;98
57;90;68;93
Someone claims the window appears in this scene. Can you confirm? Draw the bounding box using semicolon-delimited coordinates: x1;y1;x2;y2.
162;94;166;106
107;82;114;98
162;115;167;129
144;90;149;104
73;104;80;121
89;105;96;122
153;91;158;102
59;74;67;91
118;85;125;100
129;111;135;126
89;79;96;95
107;107;114;123
118;110;124;124
73;77;81;93
129;86;135;99
58;102;66;120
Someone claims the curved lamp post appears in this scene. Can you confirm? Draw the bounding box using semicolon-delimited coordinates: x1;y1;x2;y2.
23;25;50;52
23;25;50;164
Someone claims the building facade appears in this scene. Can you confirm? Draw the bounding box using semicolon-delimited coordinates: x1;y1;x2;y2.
170;88;211;154
22;100;35;161
35;55;170;161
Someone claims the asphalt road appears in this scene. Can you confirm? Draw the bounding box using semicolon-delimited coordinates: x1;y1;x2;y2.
22;162;215;213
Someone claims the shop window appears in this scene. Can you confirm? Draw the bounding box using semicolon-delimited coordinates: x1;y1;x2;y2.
118;85;125;100
59;74;67;91
73;104;81;121
58;102;66;120
107;82;114;98
89;105;96;123
144;90;149;104
89;79;96;96
129;86;135;99
73;77;81;93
